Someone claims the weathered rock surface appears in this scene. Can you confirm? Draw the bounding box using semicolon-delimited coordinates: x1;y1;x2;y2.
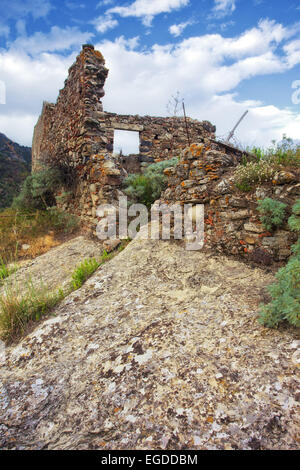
1;236;103;297
0;233;299;450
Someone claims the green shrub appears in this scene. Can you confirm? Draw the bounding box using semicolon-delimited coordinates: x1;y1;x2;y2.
249;136;300;167
288;199;300;232
257;198;287;231
71;258;100;290
45;207;79;233
236;136;300;192
0;152;30;209
258;199;300;328
250;147;265;162
234;160;277;191
292;238;300;257
258;256;300;328
12;168;62;210
124;157;178;209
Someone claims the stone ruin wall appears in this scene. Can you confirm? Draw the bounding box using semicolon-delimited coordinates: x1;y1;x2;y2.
100;112;216;172
32;45;108;172
32;44;299;265
32;44;215;227
159;142;300;265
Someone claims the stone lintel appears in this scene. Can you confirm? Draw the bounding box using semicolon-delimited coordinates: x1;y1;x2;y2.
110;122;144;132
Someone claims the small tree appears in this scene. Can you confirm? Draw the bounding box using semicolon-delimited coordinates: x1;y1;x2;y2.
166;91;183;117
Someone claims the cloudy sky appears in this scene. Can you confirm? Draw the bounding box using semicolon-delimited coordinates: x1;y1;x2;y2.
0;0;299;150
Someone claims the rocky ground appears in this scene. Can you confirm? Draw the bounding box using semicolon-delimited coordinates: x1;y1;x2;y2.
1;236;103;297
0;230;299;450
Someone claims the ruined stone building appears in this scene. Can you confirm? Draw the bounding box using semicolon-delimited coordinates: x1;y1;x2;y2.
32;45;299;265
32;44;215;225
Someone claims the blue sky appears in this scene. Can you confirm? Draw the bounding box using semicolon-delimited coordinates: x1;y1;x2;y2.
0;0;299;148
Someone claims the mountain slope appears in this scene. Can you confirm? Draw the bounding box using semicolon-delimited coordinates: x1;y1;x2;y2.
0;133;31;208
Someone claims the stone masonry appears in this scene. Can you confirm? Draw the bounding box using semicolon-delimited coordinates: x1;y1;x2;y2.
31;44;299;265
159;142;300;264
32;44;215;227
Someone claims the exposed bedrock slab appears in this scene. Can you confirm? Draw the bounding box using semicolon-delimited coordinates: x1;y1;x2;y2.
0;235;299;450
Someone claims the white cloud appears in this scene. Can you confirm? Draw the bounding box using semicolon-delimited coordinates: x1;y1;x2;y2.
108;0;190;26
212;0;236;18
16;20;27;37
113;130;140;154
197;93;300;147
0;18;300;148
0;113;37;147
95;21;300;147
65;2;86;9
0;0;52;43
0;49;75;144
169;21;193;37
0;0;52;22
283;39;300;67
8;26;94;54
93;15;119;34
97;0;115;7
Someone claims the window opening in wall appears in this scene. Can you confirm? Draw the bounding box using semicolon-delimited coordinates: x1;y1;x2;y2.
113;130;140;155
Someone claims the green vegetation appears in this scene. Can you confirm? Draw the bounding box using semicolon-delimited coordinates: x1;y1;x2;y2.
0;152;30;209
258;199;300;328
0;165;79;262
288;199;300;233
124;157;178;209
0;132;31;209
235;136;300;192
257;198;287;231
235;160;277;191
71;257;100;289
248;135;300;166
0;242;130;343
258;256;300;328
0;281;65;343
0;258;17;284
70;246;127;290
12;168;62;210
0;208;79;263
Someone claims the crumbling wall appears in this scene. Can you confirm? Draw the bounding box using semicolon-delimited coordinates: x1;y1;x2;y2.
32;44;108;172
32;45;216;227
160;142;300;264
101;112;215;163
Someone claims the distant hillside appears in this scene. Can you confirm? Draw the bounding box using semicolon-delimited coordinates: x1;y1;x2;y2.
0;133;31;209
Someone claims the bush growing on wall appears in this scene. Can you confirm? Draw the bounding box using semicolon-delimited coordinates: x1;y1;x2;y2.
124;157;178;209
258;199;300;328
235;136;300;192
257;198;287;231
234;160;277;191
